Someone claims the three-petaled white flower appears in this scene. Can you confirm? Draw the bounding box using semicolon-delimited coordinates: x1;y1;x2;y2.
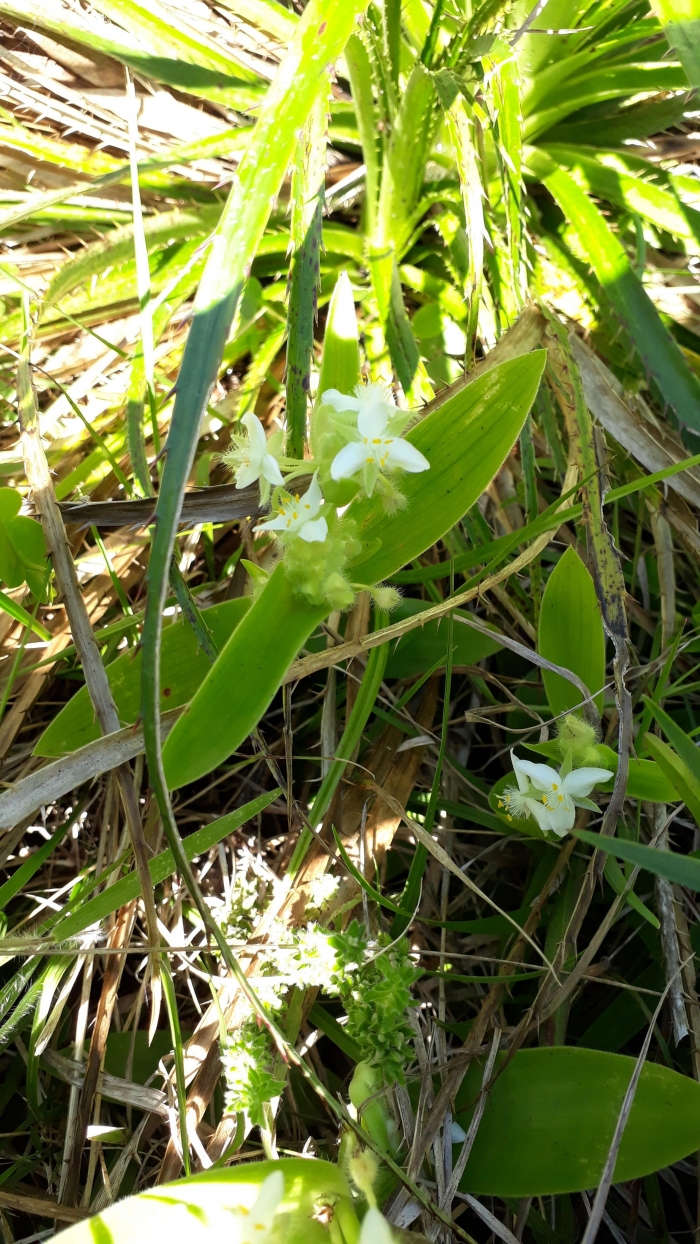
224;412;284;501
256;472;328;543
503;751;614;837
322;383;430;497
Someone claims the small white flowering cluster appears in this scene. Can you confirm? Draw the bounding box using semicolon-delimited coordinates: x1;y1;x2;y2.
222;383;430;609
222;919;418;1124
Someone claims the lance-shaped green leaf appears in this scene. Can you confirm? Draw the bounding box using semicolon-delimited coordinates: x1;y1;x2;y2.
650;0;700;88
374;63;436;253
0;0;264;107
140;0;371;799
574;827;700;891
456;1047;700;1195
163;351;546;788
538;143;700;247
538;546;605;716
34;599;251;758
524;62;689;139
543;163;700;433
434;70;484;361
643;734;700;826
286;90;327;460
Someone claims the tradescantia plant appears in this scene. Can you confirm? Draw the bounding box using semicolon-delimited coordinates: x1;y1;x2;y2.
7;0;700;1238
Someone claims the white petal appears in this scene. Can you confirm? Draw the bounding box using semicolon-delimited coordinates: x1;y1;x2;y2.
255;514;286;534
359;1208;394;1244
524;798;554;832
511;756;560;793
299;516;328;543
331;440;367;480
241;411;267;455
358;390;390;439
261;454;284;485
562;767;614;798
386;438;430;473
320;388;360;413
234;462;261;490
451;1121;467;1143
546;802;576;835
304;471;324;514
510;749;530;794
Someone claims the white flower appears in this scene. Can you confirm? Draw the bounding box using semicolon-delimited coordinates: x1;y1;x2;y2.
233;1171;284;1244
322;383;430;497
509;751;614;837
360;1207;395;1244
224;412;284;499
255;472;328;543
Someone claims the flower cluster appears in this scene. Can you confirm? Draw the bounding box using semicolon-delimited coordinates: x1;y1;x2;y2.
222;918;418;1129
222;1020;285;1128
222;382;430;608
328;921;419;1085
501;748;613;836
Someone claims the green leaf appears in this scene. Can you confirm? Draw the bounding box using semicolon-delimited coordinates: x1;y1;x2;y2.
0;817;71;913
0;488;48;599
316;270;361;402
602;855;659;929
53;1157;356;1244
331;827;412;916
163;567;327;790
162;352;546;789
643;734;700;825
539;143;700;245
141;0;371;809
643;698;700;818
650;0;700;88
53;790;279;943
0;0;264;107
538;546;605;715
525;62;690;139
307;1003;363;1063
574;827;700;890
456;1047;700;1195
35;599;251;758
543;93;691;147
0;589;50;642
384;599;502;678
351;351;547;586
543;165;700;432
